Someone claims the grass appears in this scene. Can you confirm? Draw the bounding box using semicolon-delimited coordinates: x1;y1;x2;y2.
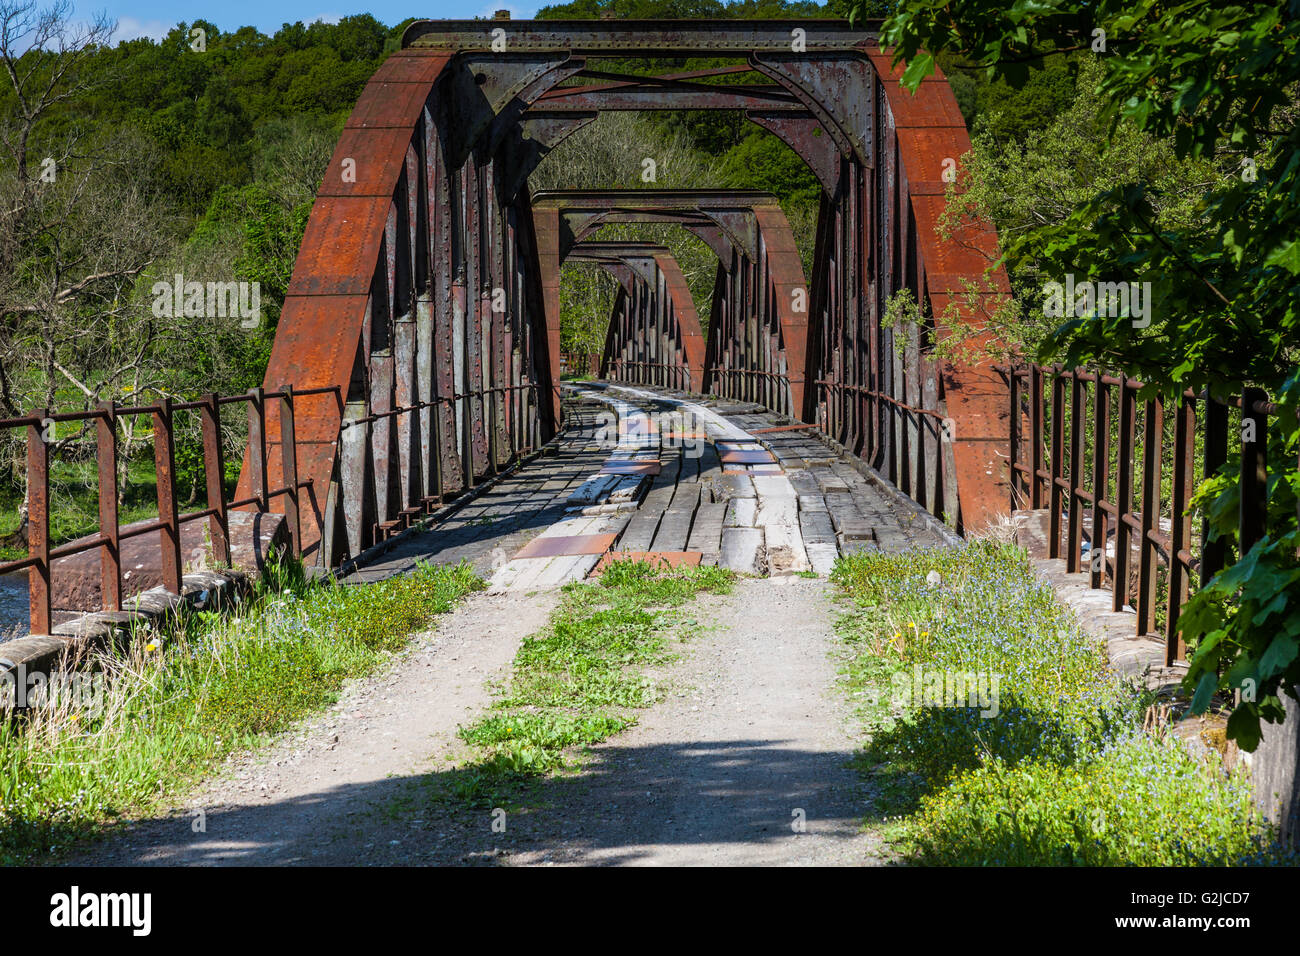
831;540;1294;866
430;559;733;809
0;559;482;864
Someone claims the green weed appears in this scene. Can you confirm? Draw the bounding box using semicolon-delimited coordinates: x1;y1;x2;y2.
0;560;481;863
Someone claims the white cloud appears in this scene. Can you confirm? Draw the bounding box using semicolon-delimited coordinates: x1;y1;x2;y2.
308;13;343;25
112;17;172;44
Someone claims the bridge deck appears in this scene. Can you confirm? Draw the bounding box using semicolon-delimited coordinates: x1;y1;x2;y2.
344;383;950;587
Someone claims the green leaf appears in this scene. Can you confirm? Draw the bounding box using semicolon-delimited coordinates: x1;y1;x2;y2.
1258;636;1299;679
1227;705;1262;752
1265;239;1300;274
1190;671;1219;714
900;52;935;92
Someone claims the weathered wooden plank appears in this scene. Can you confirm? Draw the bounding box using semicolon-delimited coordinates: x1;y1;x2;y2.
873;527;913;552
751;475;795;500
567;474;619;506
686;501;726;558
668;482;704;513
725;497;758;527
720;527;765;574
787;471;822;496
716;473;755;499
799;509;837;545
805;543;839;576
618;511;662;551
757;496;809;574
833;517;876;542
651;506;695;551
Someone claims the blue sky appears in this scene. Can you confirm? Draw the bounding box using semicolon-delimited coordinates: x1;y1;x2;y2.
79;1;541;44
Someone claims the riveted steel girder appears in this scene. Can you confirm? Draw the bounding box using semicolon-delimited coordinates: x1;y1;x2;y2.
403;19;880;53
258;21;1014;572
532;189;812;418
532;80;801;112
567;241;707;393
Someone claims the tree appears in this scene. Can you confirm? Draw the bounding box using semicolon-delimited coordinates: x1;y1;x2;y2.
857;0;1300;749
0;2;182;527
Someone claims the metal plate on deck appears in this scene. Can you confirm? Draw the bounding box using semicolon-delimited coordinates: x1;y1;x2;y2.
750;424;817;434
717;448;776;464
599;460;663;475
514;533;617;559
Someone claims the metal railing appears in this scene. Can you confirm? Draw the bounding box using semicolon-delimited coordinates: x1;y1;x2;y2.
559;352;600;378
3;379;547;636
4;385;334;635
1008;364;1297;664
709;366;797;418
607;358;694;393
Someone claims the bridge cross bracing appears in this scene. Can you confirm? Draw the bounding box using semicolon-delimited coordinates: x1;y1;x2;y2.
250;16;1011;582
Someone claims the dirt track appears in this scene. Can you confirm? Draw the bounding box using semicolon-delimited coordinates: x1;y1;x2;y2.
71;576;881;867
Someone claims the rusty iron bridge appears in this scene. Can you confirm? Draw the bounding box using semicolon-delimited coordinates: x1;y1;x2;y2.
9;18;1032;654
257;17;1010;564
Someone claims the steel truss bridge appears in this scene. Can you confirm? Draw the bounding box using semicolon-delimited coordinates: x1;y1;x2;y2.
243;17;1011;568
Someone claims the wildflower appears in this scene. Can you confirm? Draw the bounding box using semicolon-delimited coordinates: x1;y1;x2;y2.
145;642;158;652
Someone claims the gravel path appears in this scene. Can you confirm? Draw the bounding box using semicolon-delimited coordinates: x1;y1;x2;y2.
69;589;554;866
498;576;883;866
71;576;883;867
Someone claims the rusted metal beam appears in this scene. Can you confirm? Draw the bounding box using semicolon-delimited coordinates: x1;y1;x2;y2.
533;81;801;112
254;22;1013;567
403;19;879;53
27;408;51;635
568;241;707;393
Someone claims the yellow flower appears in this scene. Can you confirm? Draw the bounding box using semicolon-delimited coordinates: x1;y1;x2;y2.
145;642;158;652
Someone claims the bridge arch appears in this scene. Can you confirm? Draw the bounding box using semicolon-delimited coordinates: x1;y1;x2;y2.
532;189;811;418
251;19;1011;566
564;241;706;393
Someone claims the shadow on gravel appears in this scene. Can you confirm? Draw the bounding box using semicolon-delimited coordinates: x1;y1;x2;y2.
64;738;870;867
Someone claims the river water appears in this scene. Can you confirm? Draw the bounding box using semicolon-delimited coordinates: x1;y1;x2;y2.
0;573;30;642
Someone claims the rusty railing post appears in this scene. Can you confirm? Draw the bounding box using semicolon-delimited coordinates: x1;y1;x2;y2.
1136;395;1165;636
1008;367;1020;510
1066;369;1085;573
1240;386;1269;554
1113;378;1137;613
1090;375;1111;590
1049;369;1065;559
27;408;51;635
96;400;121;610
248;386;268;511
153;395;182;596
280;384;301;558
488;386;500;475
433;398;446;501
1166;393;1196;663
201;393;231;566
1029;365;1044;508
